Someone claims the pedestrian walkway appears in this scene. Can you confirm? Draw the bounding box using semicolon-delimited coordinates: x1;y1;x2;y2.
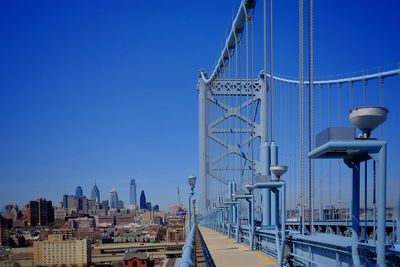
198;226;278;267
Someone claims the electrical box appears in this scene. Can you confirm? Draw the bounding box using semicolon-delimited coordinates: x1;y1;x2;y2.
316;127;355;148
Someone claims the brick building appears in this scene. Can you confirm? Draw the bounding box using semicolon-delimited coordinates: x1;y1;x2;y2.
122;249;151;267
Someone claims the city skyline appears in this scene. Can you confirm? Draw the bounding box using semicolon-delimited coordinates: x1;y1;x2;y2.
1;178;172;212
0;1;399;211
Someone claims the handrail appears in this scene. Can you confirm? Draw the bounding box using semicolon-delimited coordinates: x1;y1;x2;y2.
177;227;195;267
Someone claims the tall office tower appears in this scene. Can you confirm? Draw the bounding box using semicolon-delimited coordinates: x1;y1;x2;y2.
75;186;83;197
118;200;125;210
129;179;137;206
101;200;109;210
91;184;100;205
146;202;152;211
27;201;38;226
63;195;79;210
27;199;54;227
109;188;119;209
0;215;10;245
140;190;147;210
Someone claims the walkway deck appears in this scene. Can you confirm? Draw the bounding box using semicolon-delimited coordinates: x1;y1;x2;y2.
198;226;277;267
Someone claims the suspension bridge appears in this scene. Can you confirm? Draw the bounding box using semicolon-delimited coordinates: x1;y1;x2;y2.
178;0;400;266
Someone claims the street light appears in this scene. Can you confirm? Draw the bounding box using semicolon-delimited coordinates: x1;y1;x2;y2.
192;198;197;227
188;175;197;190
188;175;197;231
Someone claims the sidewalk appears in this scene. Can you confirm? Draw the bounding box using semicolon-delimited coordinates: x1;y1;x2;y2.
198;226;278;267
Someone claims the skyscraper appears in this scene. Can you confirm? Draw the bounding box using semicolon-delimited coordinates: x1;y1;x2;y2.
129;179;137;206
140;190;146;210
27;199;54;227
109;188;119;209
75;186;83;197
0;215;10;245
91;183;100;205
63;195;78;210
146;202;152;211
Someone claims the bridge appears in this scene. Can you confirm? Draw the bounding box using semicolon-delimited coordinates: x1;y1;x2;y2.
177;0;400;266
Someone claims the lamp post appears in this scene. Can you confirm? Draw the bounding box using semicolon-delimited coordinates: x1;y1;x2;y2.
188;175;197;231
192;198;197;227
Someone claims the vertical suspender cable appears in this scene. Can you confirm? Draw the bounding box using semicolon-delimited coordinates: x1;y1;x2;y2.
289;82;292;208
349;82;354;109
363;79;368;241
270;0;274;141
245;12;250;185
380;78;384;138
338;83;342;217
234;33;238;189
308;0;315;234
299;0;305;234
229;49;232;185
251;16;255;184
328;84;332;208
239;31;244;192
246;15;253;184
263;0;269;142
363;80;367;105
319;84;323;220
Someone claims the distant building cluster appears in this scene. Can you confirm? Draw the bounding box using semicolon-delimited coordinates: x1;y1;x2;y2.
0;178;186;267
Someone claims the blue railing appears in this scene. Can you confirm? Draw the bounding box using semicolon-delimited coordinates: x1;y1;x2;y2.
177;227;195;267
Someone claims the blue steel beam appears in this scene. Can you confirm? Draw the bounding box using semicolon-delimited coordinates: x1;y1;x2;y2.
308;139;387;267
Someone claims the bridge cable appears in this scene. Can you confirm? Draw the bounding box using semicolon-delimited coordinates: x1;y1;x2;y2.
234;31;238;191
270;0;274;141
263;0;269;142
338;83;342;217
238;30;244;193
299;0;305;234
364;151;368;241
319;84;324;220
328;83;332;210
379;78;384;138
363;80;368;241
251;15;255;184
245;12;250;185
349;81;354;108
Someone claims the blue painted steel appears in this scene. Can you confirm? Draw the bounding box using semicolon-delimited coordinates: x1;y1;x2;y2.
376;143;387;266
351;161;361;266
188;192;193;231
199;0;255;84
177;227;195;267
270;141;278;226
308;139;387;266
262;142;271;227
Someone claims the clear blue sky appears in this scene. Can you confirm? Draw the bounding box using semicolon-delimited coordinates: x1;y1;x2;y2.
0;0;399;210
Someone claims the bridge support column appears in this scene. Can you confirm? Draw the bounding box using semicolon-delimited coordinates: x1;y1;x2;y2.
261;142;271;227
248;196;255;250
376;144;387;267
346;159;361;266
199;78;208;213
228;181;234;225
271;141;278;226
